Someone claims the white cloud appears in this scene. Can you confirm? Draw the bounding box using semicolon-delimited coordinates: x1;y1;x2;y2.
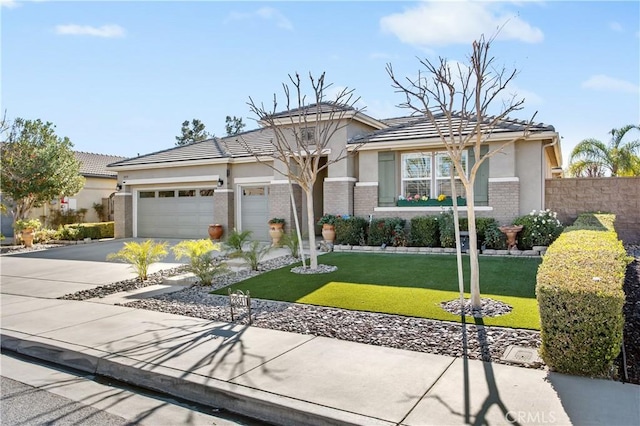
1;0;20;8
380;1;543;47
55;24;126;38
501;83;544;107
256;7;293;31
226;7;293;31
609;21;623;32
582;74;639;94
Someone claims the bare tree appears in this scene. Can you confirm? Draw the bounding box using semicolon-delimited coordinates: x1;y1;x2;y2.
237;72;362;270
387;34;536;308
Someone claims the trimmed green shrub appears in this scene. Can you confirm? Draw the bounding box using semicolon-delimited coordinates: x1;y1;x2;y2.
335;216;367;245
475;217;506;250
481;220;507;250
63;222;115;240
367;217;405;246
536;213;629;377
34;228;59;243
410;216;440;247
439;211;468;248
513;209;563;249
391;223;408;247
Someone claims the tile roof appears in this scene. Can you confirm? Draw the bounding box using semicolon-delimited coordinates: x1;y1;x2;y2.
269;101;356;119
351;112;555;145
75;152;127;177
108;138;229;167
108;110;557;168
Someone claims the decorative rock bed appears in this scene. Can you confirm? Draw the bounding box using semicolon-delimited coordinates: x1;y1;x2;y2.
30;242;640;381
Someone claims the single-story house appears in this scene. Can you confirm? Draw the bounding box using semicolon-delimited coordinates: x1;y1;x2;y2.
1;152;126;236
108;103;562;241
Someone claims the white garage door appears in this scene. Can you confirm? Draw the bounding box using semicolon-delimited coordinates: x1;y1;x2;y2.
137;188;215;239
241;185;269;241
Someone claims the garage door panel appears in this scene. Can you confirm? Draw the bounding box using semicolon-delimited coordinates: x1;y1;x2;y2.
137;188;215;239
241;186;269;241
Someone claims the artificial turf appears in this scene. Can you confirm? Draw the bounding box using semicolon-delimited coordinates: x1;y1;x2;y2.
214;252;542;330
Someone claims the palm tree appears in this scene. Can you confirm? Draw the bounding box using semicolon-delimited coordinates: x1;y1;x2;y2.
568;125;640;177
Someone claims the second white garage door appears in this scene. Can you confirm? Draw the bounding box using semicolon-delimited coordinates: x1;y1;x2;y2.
137;188;215;239
240;185;269;241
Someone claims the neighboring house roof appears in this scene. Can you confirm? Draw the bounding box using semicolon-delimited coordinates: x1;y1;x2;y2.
351;112;556;145
75;152;127;178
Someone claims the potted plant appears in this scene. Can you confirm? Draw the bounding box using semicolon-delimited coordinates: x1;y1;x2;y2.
208;224;224;240
15;218;42;248
317;214;338;244
268;218;285;247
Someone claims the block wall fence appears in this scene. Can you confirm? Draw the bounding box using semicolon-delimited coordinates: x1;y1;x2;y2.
545;177;640;243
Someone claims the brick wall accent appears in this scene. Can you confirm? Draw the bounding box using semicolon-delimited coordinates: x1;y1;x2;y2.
488;180;520;225
323;180;355;215
354;184;378;217
114;192;132;238
269;183;299;232
546;177;640;243
213;190;234;233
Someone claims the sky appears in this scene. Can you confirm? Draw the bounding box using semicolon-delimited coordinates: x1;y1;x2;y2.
2;0;639;168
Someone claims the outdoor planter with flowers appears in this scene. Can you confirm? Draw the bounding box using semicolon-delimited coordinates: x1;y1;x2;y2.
317;214;339;244
397;194;467;207
268;218;285;247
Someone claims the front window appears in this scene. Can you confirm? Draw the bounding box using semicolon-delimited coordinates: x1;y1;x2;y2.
402;152;432;198
435;152;467;197
401;151;467;199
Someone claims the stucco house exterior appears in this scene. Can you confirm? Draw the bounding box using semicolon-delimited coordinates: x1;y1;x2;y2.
108;103;562;241
2;151;125;237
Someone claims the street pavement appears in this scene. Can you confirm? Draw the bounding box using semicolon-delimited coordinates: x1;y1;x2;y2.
1;239;639;425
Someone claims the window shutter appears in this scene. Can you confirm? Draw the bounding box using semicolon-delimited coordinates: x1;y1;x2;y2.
378;152;396;206
470;146;489;206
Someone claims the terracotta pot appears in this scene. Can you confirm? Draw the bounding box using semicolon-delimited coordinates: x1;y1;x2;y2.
269;222;284;247
21;228;35;248
321;223;336;244
208;224;224;240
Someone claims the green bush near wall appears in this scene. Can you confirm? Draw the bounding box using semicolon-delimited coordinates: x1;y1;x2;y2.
63;222;115;240
410;216;441;247
536;213;629;377
335;216;368;245
367;217;405;246
438;211;468;248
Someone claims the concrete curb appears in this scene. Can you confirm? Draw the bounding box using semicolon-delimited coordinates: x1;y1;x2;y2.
1;331;391;426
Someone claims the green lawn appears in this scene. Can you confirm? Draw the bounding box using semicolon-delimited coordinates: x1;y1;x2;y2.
214;252;542;330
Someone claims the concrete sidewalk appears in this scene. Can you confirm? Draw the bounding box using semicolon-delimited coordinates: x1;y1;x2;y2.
2;293;638;426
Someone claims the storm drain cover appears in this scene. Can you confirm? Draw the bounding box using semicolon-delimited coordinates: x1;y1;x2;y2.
501;345;542;365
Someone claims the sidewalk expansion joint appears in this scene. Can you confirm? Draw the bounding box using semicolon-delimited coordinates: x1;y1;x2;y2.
396;356;457;425
228;334;317;382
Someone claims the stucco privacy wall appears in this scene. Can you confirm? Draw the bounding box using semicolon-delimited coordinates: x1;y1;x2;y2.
545;177;640;243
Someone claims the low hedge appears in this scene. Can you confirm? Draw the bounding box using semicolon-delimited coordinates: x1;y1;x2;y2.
410;216;440;247
334;216;368;245
367;217;405;246
536;213;628;377
439;211;468;248
62;222;115;240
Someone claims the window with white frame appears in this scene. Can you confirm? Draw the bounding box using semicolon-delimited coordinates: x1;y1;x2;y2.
401;151;467;199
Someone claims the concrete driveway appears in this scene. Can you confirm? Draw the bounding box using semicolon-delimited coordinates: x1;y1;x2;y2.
0;239;185;299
